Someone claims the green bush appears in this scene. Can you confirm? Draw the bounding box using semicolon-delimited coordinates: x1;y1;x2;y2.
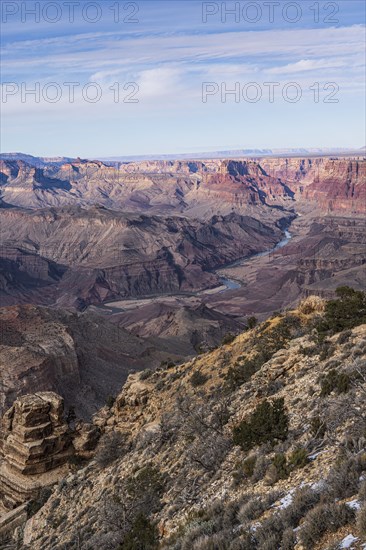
242;455;257;478
288;448;309;470
106;395;116;408
272;453;288;480
125;465;165;510
232;398;289;452
140;369;153;380
95;431;127;468
316;287;366;336
221;333;236;345
225;357;260;389
247;316;258;329
225;315;301;390
190;371;209;387
320;369;351;397
120;513;158;550
232;456;257;485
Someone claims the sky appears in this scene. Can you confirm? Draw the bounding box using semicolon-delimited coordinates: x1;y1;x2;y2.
1;0;365;157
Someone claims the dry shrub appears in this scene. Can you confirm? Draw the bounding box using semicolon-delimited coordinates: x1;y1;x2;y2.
298;296;325;315
300;502;355;549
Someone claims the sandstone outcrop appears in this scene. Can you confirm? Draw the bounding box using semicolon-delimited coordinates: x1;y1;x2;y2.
0;392;72;509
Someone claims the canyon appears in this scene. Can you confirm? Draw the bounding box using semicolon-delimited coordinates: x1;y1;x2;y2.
0;155;365;421
0;155;365;544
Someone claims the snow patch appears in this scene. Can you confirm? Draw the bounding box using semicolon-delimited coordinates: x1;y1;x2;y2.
308;450;326;460
278;491;294;509
347;499;361;511
340;534;358;548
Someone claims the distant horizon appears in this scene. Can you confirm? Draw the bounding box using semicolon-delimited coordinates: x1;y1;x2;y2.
1;145;365;163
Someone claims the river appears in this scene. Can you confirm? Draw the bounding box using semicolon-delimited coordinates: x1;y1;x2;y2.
218;228;293;292
99;224;294;311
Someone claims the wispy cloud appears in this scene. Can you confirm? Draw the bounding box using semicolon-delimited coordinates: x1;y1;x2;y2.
1;1;365;156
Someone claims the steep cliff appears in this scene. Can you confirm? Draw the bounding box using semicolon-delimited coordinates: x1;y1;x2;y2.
0;392;72;510
0;305;192;420
260;158;365;214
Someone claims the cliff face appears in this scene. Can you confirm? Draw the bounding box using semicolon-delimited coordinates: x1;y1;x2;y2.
1;157;364;215
0;392;72;509
260;158;366;214
2;297;365;550
0;305;195;420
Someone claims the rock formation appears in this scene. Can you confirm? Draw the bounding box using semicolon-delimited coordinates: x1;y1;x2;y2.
0;392;72;509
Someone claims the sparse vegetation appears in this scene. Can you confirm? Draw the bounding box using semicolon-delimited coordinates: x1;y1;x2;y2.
320;368;351;397
106;395;116;408
310;415;327;438
95;431;128;468
190;370;209;387
140;368;154;380
12;291;366;549
221;333;236;345
119;514;158;550
316;287;366;336
27;487;53;519
271;452;288;480
288;447;309;470
225;356;260;389
233;398;289;451
247;316;258;329
357;505;366;537
325;455;365;499
300;503;355;549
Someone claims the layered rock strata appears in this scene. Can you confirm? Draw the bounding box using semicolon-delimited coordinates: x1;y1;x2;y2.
0;392;72;509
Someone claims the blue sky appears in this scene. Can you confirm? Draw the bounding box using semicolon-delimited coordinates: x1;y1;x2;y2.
1;1;365;157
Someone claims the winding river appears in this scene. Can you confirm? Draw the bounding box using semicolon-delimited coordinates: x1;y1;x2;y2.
100;224;295;312
218;228;293;292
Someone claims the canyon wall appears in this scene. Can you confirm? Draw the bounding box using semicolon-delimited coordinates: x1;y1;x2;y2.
1;157;364;215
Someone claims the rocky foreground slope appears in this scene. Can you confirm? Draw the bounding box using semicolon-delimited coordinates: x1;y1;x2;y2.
1;289;365;549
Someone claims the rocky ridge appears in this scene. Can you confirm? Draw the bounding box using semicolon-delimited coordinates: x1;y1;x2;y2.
1;291;365;549
0;393;72;510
